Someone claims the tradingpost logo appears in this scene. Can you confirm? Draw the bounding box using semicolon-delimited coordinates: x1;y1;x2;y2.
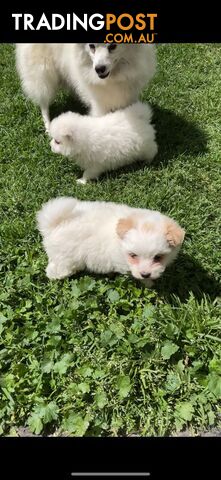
11;11;158;43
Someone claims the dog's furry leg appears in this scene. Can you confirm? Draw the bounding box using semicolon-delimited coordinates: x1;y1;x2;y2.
46;261;76;280
90;103;107;117
76;167;103;185
143;142;158;164
41;106;50;133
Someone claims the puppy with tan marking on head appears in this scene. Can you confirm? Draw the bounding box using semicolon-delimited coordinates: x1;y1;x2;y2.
37;197;185;286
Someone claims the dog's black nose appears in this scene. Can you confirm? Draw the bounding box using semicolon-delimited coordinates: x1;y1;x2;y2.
141;273;151;279
95;65;106;75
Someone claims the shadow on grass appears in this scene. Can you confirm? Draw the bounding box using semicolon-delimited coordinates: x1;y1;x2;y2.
152;104;208;167
49;91;87;120
155;253;220;302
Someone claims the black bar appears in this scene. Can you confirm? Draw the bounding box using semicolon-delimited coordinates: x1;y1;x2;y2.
0;1;221;43
0;437;220;479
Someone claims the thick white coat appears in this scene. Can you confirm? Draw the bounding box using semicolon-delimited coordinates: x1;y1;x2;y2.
37;197;185;283
16;43;156;127
49;102;158;182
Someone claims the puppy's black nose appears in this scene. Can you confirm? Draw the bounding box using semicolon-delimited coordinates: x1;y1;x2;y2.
95;65;106;75
141;273;151;279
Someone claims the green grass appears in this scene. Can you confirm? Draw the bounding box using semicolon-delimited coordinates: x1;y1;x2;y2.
0;44;221;437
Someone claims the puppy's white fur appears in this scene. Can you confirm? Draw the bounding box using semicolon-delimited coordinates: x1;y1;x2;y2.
16;43;156;130
49;102;157;183
37;197;185;284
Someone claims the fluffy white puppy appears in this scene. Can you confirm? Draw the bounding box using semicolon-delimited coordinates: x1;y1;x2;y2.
49;102;158;183
37;197;185;285
16;43;156;130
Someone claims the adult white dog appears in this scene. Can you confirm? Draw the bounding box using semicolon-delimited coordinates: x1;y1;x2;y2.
16;43;156;130
37;197;185;284
50;102;157;183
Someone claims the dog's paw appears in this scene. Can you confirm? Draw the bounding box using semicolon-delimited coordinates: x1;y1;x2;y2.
45;123;50;135
46;262;73;280
76;177;87;185
46;263;58;279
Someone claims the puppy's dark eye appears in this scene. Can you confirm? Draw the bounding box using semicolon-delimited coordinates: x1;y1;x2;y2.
108;44;117;52
89;44;95;52
153;255;163;262
54;139;60;145
129;252;138;258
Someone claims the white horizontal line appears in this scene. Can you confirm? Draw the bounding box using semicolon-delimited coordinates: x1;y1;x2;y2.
71;474;150;477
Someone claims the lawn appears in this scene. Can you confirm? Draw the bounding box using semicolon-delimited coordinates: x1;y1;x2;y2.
0;44;220;437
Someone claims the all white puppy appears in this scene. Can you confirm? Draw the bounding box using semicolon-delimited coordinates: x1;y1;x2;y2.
37;197;185;285
16;43;156;130
49;102;158;183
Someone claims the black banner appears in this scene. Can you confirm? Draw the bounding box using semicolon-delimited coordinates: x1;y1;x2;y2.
0;1;221;43
0;437;220;479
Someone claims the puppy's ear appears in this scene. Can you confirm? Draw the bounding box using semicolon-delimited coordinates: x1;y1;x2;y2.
64;134;73;142
165;220;185;247
59;124;74;141
116;216;135;239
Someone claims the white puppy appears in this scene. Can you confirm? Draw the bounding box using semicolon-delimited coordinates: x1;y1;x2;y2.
49;102;158;183
16;43;156;130
37;197;185;285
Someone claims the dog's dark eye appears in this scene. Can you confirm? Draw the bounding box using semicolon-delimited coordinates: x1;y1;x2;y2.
108;44;117;52
89;44;95;52
153;255;163;262
54;139;60;145
129;252;138;258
